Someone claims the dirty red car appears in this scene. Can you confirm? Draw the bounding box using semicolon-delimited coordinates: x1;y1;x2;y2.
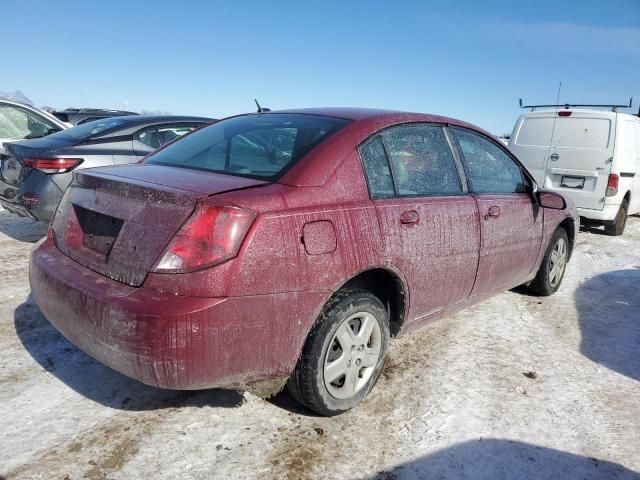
29;108;579;415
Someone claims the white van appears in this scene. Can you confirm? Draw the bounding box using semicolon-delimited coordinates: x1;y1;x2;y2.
509;103;640;235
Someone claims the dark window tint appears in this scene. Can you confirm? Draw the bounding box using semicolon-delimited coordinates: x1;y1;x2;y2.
359;135;394;197
146;114;351;180
451;128;526;194
381;124;462;196
136;124;200;149
137;127;161;149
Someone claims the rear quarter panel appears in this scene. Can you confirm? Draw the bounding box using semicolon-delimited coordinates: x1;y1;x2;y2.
143;149;386;298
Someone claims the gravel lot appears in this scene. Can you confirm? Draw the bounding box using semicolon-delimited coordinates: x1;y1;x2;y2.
1;207;639;480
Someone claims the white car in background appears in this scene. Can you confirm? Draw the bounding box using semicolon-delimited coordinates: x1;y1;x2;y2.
509;100;640;235
0;98;70;148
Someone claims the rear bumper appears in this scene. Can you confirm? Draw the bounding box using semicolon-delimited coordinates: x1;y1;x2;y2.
0;173;63;222
577;204;620;222
29;238;326;390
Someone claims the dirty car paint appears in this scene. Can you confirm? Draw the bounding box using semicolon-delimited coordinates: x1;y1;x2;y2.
29;108;579;393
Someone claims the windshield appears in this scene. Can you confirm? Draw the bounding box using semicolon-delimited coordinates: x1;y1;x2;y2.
44;118;127;141
145;113;351;179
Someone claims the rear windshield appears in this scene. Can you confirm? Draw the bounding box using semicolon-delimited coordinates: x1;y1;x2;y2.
515;116;612;149
145;113;352;179
44;118;127;141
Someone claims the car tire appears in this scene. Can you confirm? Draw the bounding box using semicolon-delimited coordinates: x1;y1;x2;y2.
604;199;628;236
528;227;569;296
287;289;390;416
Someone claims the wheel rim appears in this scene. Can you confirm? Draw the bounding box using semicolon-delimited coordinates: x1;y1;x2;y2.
323;311;382;400
549;237;567;288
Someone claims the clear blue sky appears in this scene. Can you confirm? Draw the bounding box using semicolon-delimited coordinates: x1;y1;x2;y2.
4;0;639;134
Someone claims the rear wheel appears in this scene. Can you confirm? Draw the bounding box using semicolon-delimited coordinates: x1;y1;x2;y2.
528;227;569;296
287;289;390;416
604;199;628;236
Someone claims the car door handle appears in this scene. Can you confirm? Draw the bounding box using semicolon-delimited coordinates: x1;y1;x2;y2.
400;210;420;225
484;206;501;220
550;153;559;161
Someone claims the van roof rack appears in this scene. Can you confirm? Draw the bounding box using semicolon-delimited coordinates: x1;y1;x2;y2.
519;97;633;112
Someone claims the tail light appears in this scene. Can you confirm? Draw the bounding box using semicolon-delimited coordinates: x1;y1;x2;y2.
558;110;572;117
24;157;83;174
606;174;619;197
153;202;255;273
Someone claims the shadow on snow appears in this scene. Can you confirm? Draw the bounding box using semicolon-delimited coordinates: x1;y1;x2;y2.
371;439;640;480
575;268;640;382
14;294;244;410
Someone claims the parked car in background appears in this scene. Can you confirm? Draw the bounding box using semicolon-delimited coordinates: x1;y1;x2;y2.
51;108;139;126
509;101;640;235
29;108;579;416
0;99;70;148
0;115;212;221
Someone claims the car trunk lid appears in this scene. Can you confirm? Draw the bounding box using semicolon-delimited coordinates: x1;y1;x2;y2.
51;166;267;286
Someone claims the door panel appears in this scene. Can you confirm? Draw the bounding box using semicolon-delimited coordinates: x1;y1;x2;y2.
449;126;544;295
546;114;614;211
375;196;480;320
471;194;543;296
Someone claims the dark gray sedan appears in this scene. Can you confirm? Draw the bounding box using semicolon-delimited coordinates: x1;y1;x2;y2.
0;115;212;221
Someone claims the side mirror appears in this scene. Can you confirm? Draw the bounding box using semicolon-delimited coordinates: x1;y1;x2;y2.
537;191;566;210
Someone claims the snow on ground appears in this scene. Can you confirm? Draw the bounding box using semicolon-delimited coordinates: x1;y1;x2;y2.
0;207;639;480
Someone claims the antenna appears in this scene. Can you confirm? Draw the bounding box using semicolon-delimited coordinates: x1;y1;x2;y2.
254;99;271;113
540;82;563;186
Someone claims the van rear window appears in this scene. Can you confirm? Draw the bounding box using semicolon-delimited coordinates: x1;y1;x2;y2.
516;116;611;149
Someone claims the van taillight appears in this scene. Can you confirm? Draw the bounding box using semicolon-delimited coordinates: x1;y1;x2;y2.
153;202;255;273
24;157;83;174
606;174;619;197
558;111;572;117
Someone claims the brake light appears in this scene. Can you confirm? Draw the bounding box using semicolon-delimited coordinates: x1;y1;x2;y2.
558;110;572;117
606;174;619;197
24;157;83;174
153;202;255;273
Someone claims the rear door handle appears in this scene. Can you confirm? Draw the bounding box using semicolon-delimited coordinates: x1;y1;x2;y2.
400;210;420;225
550;153;559;161
484;206;501;220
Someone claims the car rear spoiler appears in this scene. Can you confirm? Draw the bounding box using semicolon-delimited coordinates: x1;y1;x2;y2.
518;97;633;113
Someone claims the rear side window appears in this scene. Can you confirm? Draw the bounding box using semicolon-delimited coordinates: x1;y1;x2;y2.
451;127;526;194
381;124;462;196
358;135;394;197
146;114;351;180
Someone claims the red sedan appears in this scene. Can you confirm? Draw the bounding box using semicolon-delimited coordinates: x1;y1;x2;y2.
29;108;578;415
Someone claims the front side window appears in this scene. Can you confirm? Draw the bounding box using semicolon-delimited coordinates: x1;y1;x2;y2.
380;124;462;196
451;128;526;194
146;114;351;179
0;105;60;140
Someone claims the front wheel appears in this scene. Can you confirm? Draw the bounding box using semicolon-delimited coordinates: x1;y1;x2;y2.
604;199;628;236
287;289;390;416
528;227;569;296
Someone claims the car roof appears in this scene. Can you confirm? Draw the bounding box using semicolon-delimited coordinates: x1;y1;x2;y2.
267;107;496;187
263;107;489;134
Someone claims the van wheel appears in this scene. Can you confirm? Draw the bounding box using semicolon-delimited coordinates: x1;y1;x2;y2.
604;199;628;236
287;289;390;416
528;227;569;296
